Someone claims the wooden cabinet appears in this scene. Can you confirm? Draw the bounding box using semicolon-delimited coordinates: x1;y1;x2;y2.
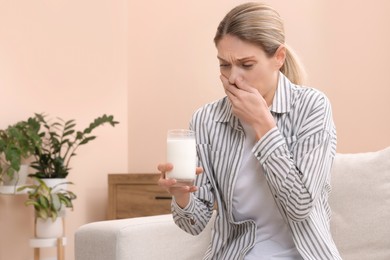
107;173;172;219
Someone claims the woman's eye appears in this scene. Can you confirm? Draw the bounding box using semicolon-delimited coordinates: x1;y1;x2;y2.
242;64;254;68
219;64;230;68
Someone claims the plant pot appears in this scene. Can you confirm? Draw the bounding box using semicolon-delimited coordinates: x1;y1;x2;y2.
35;217;63;238
40;178;68;192
2;164;29;186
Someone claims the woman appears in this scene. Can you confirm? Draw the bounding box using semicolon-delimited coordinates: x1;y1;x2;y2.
158;2;342;260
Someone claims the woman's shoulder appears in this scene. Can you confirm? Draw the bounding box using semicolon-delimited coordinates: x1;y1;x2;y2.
293;85;332;110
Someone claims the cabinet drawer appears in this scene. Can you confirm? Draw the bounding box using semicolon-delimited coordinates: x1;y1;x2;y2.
116;184;171;218
107;173;172;219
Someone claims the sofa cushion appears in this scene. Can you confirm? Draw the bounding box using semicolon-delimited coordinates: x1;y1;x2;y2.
329;146;390;260
75;212;215;260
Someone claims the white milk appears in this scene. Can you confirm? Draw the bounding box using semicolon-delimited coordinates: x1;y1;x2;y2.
166;137;196;182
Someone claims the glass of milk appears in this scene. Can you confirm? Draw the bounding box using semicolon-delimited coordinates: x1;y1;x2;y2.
166;129;196;186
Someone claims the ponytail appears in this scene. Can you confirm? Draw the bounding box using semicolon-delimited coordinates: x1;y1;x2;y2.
281;45;306;85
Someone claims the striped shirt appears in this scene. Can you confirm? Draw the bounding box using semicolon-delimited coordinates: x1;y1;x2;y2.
172;73;342;260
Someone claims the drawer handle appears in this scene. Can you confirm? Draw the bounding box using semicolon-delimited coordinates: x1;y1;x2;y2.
155;196;172;200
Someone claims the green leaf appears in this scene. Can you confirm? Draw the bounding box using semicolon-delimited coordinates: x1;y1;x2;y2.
25;200;39;208
79;136;96;145
38;196;49;209
64;122;76;131
62;130;75;137
51;194;61;211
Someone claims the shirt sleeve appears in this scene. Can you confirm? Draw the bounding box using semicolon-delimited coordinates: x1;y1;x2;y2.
171;119;216;235
253;94;336;222
171;173;215;235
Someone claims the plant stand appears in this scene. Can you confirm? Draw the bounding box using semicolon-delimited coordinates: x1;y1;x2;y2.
0;185;27;194
30;217;66;260
29;237;66;260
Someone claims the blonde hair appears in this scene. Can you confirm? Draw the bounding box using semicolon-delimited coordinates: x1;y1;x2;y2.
214;2;306;85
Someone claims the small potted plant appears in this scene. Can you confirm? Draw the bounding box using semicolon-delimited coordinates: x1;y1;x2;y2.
29;113;119;186
0;116;41;188
18;177;76;238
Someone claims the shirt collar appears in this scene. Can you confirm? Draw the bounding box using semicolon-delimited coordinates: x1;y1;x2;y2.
270;72;294;114
215;97;240;129
215;72;294;124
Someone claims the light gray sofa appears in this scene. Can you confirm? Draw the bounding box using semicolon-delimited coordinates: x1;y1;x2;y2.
75;147;390;260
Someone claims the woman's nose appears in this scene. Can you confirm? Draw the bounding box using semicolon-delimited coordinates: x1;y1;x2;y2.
228;67;241;85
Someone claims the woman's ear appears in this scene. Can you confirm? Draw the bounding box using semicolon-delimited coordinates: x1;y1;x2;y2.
274;44;286;70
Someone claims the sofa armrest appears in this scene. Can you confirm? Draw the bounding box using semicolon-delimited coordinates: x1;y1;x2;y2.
75;212;215;260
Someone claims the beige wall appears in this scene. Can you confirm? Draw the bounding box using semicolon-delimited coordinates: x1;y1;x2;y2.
129;0;390;174
1;0;390;259
0;0;128;259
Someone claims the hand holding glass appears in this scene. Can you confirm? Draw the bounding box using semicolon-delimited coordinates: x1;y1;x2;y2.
166;129;196;186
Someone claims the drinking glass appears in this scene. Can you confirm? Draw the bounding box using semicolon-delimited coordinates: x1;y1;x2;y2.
166;129;196;186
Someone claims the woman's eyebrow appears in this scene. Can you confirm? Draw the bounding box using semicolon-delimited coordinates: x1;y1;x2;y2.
217;56;227;62
237;56;256;62
217;56;256;62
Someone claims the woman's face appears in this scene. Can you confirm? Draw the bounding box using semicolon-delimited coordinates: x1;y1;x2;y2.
216;34;284;105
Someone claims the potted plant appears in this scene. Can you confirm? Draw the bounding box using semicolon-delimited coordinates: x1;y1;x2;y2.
0;116;41;187
29;113;119;184
18;177;76;238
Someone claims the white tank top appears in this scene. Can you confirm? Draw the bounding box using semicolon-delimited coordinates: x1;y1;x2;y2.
232;121;302;260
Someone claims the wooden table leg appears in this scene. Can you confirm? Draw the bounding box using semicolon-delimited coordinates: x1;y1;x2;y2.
34;248;40;260
57;237;64;260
